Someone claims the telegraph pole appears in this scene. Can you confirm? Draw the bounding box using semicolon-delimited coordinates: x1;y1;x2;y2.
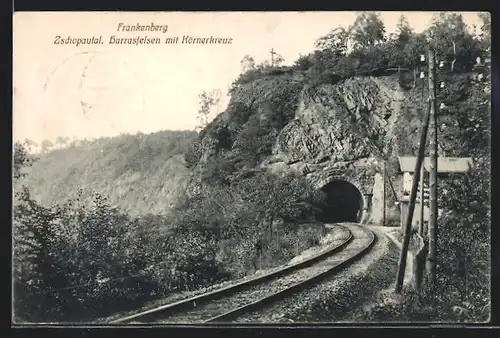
382;161;386;226
419;165;425;236
426;47;438;288
395;101;431;293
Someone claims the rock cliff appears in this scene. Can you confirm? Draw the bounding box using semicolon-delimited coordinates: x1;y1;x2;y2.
191;73;417;224
269;76;405;167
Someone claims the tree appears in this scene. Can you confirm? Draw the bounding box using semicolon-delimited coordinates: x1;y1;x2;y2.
41;139;53;153
426;13;481;73
56;136;68;149
477;12;491;52
315;27;350;55
435;66;490;318
240;55;256;73
13;142;36;180
399;32;428;88
235;172;323;253
24;139;38;153
349;12;386;48
13;187;155;321
293;54;314;71
396;14;413;46
273;53;285;67
196;90;221;132
69;136;79;148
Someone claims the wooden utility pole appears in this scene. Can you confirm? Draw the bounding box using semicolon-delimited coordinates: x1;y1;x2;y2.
382;161;386;226
419;165;425;237
395;100;431;293
426;47;438;288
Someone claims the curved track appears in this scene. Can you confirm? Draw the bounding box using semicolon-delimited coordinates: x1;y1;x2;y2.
109;223;375;324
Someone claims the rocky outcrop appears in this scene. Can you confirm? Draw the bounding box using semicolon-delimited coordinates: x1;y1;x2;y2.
195;74;411;224
271;77;403;167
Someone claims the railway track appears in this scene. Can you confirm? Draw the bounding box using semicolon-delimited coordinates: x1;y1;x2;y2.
109;223;375;324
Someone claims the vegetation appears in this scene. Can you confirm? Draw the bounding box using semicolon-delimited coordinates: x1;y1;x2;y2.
188;11;491;322
359;13;491;322
20;130;197;216
13;11;490;323
13;138;326;322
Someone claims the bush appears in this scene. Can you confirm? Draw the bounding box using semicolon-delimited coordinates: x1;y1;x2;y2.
201;153;237;185
293;54;314;71
398;71;414;90
168;171;326;278
184;138;203;168
13;189;159;321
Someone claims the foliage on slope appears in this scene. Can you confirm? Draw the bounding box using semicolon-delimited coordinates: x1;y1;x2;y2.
185;12;486;180
183;12;491;322
361;13;491;322
21;130;197;216
13;141;327;322
14;188;164;321
185;70;305;172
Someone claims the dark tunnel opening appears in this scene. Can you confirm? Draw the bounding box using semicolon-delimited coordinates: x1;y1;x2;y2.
318;180;363;223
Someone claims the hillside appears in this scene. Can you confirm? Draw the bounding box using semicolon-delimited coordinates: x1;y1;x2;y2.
186;70;485;213
20;130;197;216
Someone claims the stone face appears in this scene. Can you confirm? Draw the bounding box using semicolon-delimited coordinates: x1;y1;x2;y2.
262;77;402;203
264;77;405;224
265;161;291;176
272;77;401;167
194;75;409;224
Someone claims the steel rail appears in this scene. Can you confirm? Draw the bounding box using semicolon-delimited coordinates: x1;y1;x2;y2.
204;225;376;323
109;224;353;324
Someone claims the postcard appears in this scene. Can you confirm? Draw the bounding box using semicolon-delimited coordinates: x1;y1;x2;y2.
12;11;491;325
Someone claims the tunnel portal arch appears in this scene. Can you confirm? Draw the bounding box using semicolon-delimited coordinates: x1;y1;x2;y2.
317;179;366;224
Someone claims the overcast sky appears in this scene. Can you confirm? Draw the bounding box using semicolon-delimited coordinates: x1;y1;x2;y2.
13;11;484;144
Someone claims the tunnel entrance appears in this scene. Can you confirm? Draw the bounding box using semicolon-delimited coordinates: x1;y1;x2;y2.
319;180;363;223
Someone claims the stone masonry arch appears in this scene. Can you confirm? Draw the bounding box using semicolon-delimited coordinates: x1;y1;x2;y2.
312;175;369;224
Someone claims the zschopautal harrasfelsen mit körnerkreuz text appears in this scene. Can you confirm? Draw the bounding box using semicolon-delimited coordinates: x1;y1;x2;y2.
53;22;233;46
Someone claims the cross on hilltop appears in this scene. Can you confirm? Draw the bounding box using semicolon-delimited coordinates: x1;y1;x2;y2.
270;48;278;67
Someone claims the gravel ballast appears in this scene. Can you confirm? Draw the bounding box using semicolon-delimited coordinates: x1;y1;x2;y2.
99;224;349;323
232;226;401;323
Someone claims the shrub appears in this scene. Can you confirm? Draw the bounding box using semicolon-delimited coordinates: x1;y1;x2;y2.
201;153;237;186
184;138;203;168
293;54;314;71
398;71;414;90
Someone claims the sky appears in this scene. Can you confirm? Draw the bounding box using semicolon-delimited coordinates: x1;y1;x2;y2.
13;11;485;144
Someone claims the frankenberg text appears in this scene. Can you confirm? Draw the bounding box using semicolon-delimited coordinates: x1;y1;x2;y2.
117;23;169;34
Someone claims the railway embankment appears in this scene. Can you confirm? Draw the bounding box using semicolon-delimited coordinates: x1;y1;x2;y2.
234;225;393;323
100;223;351;323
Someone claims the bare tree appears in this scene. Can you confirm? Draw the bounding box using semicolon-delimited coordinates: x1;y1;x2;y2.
196;90;221;132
